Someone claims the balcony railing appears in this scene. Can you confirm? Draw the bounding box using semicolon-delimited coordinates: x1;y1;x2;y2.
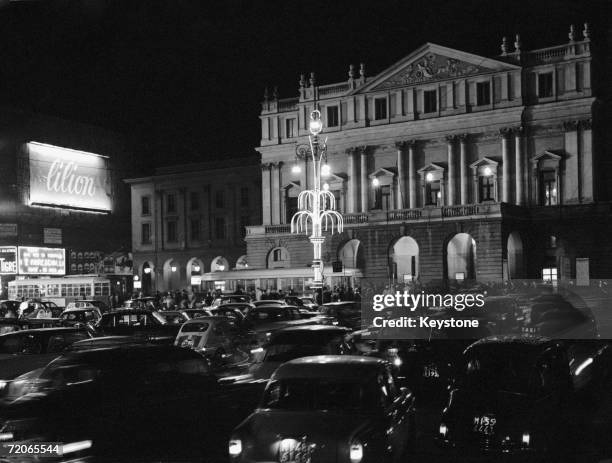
318;82;350;97
277;98;299;112
247;203;504;236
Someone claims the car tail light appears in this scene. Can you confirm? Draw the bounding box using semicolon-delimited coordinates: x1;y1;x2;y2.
349;440;363;463
229;438;242;457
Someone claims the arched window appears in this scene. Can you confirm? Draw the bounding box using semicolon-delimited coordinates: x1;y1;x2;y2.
267;247;290;269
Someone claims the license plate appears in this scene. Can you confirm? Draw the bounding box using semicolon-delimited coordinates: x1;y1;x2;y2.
423;364;440;378
473;415;496;435
279;439;314;463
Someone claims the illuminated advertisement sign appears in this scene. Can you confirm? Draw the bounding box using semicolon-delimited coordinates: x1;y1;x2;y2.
28;142;112;212
0;247;17;275
18;246;66;275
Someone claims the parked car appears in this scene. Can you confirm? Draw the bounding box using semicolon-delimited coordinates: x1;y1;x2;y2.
0;327;93;384
59;307;102;327
0;344;222;461
211;294;252;308
244;305;327;346
94;309;181;343
0;317;62;335
19;300;62;318
175;316;252;367
182;308;213;319
438;336;574;459
0;300;20;318
156;310;189;325
519;297;598;339
65;300;108;313
320;301;361;330
252;300;286;308
247;325;353;381
229;355;416;462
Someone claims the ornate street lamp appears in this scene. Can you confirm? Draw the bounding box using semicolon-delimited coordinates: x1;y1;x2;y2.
291;109;343;288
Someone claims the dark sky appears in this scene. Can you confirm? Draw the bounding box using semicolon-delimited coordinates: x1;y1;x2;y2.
0;0;609;168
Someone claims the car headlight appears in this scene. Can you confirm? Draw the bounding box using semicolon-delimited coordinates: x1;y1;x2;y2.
229;438;242;457
349;439;363;463
439;423;448;437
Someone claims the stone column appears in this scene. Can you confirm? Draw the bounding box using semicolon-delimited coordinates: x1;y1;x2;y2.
446;135;456;206
581;119;593;202
408;141;417;209
500;128;511;203
359;146;368;213
458;134;469;204
395;141;407;209
270;162;282;224
261;163;272;225
346;148;359;213
514;127;524;205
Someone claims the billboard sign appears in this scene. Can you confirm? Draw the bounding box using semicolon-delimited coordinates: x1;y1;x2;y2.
0;247;17;274
28;142;112;212
18;246;66;275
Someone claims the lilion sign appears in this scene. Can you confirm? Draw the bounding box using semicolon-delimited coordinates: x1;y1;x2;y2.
28;142;112;212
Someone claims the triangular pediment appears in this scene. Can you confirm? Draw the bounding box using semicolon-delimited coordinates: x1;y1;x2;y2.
283;181;301;190
470;157;499;168
369;167;397;178
417;162;445;174
532;150;563;163
356;43;520;93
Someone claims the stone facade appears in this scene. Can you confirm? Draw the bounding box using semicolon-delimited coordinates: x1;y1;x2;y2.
240;28;612;290
125;158;261;293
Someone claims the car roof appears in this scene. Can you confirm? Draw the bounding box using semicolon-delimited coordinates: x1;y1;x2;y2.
182;316;231;323
322;301;357;307
0;327;83;336
272;355;386;381
467;335;555;352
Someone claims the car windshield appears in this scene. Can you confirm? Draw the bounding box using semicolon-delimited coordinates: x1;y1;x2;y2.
460;348;535;394
262;378;379;412
248;307;289;323
61;311;97;321
160;313;187;324
321;304;358;318
181;322;210;333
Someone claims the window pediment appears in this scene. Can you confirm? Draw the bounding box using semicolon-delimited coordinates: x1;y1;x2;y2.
417;162;445;175
368;167;397;179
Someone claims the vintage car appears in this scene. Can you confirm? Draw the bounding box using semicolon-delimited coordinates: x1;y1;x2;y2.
156;310;189;325
252;300;286;308
229;355;416;462
94;309;181;343
438;336;574;458
519;297;598;339
0;344;222;461
0;300;20;318
211;294;252;308
19;300;62;318
59;307;102;326
174;316;252;366
0;327;93;384
65;300;108;313
247;325;353;381
320;301;361;330
244;305;329;346
182;308;213;319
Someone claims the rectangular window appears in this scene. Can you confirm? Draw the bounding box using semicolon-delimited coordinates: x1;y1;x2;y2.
285;118;296;138
476;81;491;106
286;196;299;223
424;90;437;113
215;190;224;209
190;218;200;241
542;267;558;282
167;220;177;242
327;106;339;127
240;187;249;207
141;196;151;216
215;217;225;239
374;98;387;120
190;192;200;211
426;181;441;206
540;170;557;206
141;223;151;244
166;194;176;213
478;175;495;201
373;185;391;210
538;72;553;98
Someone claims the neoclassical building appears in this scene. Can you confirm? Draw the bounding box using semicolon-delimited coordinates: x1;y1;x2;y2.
212;25;611;293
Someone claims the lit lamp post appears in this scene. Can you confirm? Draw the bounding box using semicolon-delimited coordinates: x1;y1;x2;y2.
291;109;343;289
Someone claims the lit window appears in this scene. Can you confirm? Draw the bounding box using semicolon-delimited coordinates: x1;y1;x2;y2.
426;179;441;206
542;268;558;281
478;175;495;202
373;184;391;210
540;170;557;206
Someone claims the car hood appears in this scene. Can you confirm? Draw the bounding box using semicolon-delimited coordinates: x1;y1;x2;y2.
0;354;60;381
238;409;374;462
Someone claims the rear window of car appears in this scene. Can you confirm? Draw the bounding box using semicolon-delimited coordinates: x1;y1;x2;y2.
181;322;210;333
249;307;289;322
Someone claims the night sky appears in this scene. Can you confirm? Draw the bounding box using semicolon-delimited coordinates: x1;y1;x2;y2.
0;0;609;169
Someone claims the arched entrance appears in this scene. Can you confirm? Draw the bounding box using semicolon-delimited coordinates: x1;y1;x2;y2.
187;257;204;290
390;236;419;282
338;239;364;269
507;231;524;279
211;256;229;272
446;233;477;281
163;259;181;291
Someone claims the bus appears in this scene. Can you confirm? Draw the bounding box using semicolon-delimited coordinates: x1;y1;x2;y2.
8;275;112;308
